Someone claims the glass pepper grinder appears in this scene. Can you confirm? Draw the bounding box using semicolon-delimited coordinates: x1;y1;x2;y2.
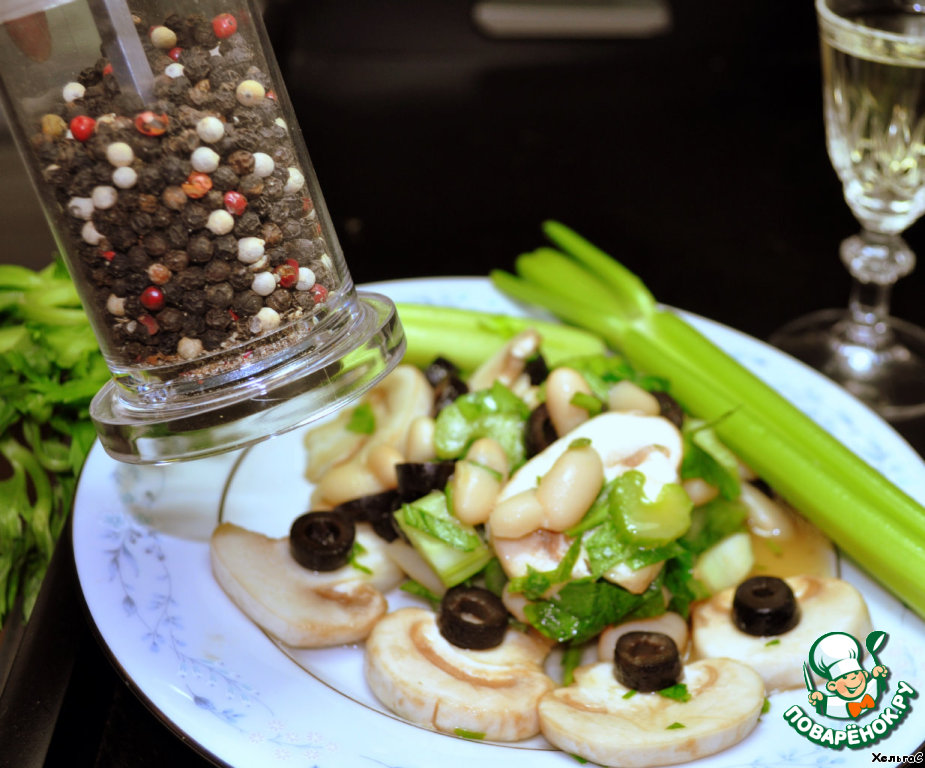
0;0;404;463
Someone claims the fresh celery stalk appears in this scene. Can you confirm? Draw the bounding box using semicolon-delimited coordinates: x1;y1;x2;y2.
395;302;607;371
491;221;925;619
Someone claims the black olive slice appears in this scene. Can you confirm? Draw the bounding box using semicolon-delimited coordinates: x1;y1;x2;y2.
653;391;684;429
332;490;402;542
289;511;355;571
525;402;558;457
433;374;468;415
524;354;549;385
614;631;682;692
733;575;800;636
437;585;509;650
424;356;461;388
396;461;456;502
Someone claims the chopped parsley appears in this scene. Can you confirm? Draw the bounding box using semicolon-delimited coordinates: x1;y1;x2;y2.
658;683;691;702
453;728;485;740
346;402;376;434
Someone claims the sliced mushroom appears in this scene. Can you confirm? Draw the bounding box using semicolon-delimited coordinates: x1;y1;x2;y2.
364;607;555;741
490;412;684;590
495;412;683;516
538;659;765;768
210;521;403;648
315;365;434;506
598;613;690;663
690;575;872;692
467;328;542;393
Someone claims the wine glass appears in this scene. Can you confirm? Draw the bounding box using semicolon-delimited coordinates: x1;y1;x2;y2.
770;0;925;421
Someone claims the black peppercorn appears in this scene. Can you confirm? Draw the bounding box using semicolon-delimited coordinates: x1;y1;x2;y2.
238;174;263;198
130;211;154;235
161;155;192;185
156;306;186;332
203;189;224;210
232;289;263;315
227;150;254;176
162;250;189;271
213;234;237;259
210;167;238;193
142;232;169;257
181;203;209;230
205;307;234;330
228;264;253;291
152;207;174;230
182;312;205;336
108;226;138;251
265;247;288;267
162;186;187;211
204;282;234;308
175;266;206;291
179;288;207;314
136;193;158;213
126;246;149;272
137;165;166;195
200;329;226;350
203;259;231;282
261;222;283;247
265;288;292;313
233;210;260;236
187;234;213;263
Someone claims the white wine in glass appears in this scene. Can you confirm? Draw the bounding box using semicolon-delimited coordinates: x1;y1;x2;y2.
771;0;925;420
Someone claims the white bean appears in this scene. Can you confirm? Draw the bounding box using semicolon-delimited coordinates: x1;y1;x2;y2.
404;416;436;462
607;380;660;415
683;478;719;506
535;445;603;531
489;488;545;539
741;482;794;539
545;367;593;436
367;443;403;488
451;460;502;525
465;437;509;479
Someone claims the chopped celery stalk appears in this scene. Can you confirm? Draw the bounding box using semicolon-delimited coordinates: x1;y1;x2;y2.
613;471;693;547
394;491;493;587
681;420;741;500
693;532;754;594
395;302;606;371
433;381;530;468
492;221;925;620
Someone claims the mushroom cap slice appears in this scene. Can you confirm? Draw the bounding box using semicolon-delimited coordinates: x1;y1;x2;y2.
690;575;872;692
210;522;401;648
364;607;555;741
539;659;765;768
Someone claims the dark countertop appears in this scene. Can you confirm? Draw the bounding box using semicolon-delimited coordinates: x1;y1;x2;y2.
1;2;924;766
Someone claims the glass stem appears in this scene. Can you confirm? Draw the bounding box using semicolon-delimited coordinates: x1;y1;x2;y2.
838;230;915;349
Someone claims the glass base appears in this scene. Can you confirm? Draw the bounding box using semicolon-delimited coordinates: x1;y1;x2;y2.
769;308;925;421
90;291;405;464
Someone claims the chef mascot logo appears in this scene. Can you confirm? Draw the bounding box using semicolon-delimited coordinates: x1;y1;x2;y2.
782;630;918;750
808;631;887;719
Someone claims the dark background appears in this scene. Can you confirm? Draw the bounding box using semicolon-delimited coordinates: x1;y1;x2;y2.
1;2;924;766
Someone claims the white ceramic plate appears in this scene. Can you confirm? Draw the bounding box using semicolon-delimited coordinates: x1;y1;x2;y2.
73;277;925;768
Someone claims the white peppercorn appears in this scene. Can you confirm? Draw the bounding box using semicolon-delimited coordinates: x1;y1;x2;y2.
250;271;276;296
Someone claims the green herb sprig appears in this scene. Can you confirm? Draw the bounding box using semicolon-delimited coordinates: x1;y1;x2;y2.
0;260;107;625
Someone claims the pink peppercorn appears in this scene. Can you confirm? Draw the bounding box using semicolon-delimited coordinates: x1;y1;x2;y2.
69;116;96;142
223;190;247;215
140;286;165;311
212;13;237;39
310;284;328;304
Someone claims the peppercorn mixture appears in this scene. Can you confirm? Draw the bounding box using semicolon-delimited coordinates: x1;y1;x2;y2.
29;9;335;372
